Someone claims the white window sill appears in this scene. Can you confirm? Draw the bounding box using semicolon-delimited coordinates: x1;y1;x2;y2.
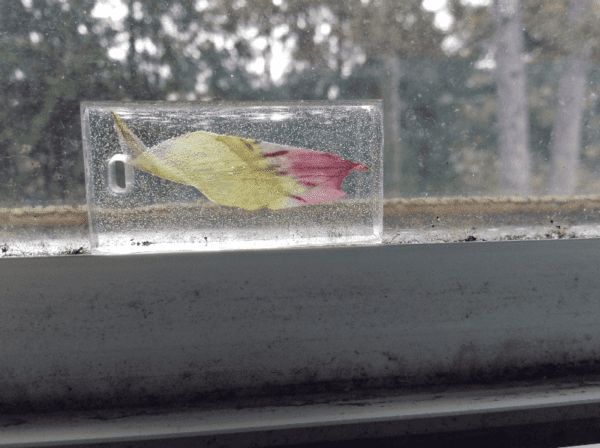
3;379;600;446
2;238;600;445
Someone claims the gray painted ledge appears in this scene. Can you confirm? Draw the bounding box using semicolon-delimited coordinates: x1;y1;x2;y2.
2;238;600;414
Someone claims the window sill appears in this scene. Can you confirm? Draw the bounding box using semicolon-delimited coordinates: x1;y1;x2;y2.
2;238;600;444
4;379;600;447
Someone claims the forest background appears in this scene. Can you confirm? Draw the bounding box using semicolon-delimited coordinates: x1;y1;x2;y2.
2;0;600;207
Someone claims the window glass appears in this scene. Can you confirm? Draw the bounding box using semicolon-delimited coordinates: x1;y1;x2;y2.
2;0;599;255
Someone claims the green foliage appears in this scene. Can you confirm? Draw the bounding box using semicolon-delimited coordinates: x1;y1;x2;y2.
2;0;600;204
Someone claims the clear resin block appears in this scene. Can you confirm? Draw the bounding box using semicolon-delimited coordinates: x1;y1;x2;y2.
81;101;383;254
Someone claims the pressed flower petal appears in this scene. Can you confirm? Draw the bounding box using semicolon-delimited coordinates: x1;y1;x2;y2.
111;112;369;211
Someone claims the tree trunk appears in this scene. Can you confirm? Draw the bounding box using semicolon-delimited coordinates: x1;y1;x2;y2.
493;0;531;196
126;0;137;84
382;54;402;197
547;0;593;195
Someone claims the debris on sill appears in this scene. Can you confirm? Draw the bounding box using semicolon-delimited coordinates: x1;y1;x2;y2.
2;196;600;256
383;224;592;245
63;247;88;255
383;195;600;245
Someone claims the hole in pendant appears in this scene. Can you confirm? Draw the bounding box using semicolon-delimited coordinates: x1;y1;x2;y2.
108;154;133;194
115;160;126;189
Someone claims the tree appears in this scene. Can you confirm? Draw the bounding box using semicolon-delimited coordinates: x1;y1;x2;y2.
0;0;268;205
0;0;126;204
339;0;446;196
493;0;532;195
522;0;600;195
382;55;402;195
218;0;447;195
547;0;594;194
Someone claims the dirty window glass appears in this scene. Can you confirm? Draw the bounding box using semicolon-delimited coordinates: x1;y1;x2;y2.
1;0;599;256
